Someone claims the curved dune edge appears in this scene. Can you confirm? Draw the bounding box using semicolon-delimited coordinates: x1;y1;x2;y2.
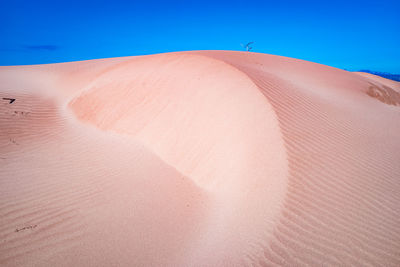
191;51;400;266
67;53;289;265
0;51;399;266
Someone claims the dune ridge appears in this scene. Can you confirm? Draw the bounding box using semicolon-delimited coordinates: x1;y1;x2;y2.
1;51;399;266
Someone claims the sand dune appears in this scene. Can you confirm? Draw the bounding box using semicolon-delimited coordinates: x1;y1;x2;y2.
1;51;399;266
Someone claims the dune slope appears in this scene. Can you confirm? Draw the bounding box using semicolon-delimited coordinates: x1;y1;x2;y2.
1;51;399;266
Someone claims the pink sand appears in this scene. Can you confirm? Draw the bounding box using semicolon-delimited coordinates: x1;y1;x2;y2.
1;51;399;266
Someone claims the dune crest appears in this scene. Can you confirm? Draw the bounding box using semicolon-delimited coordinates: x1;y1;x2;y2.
1;51;399;266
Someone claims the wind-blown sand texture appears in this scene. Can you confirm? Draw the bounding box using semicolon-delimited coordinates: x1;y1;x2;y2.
1;51;399;266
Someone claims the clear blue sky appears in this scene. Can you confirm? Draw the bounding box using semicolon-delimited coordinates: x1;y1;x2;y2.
1;0;399;72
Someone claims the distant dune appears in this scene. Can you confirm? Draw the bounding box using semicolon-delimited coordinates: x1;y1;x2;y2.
356;70;400;82
1;51;399;266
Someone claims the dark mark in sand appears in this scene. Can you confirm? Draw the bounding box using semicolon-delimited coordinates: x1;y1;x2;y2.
9;139;19;145
2;98;16;104
15;225;38;232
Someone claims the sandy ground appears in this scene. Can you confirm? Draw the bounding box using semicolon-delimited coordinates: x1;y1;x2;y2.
0;51;399;266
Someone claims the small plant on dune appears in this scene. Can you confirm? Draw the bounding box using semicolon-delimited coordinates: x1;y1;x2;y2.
241;42;254;52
